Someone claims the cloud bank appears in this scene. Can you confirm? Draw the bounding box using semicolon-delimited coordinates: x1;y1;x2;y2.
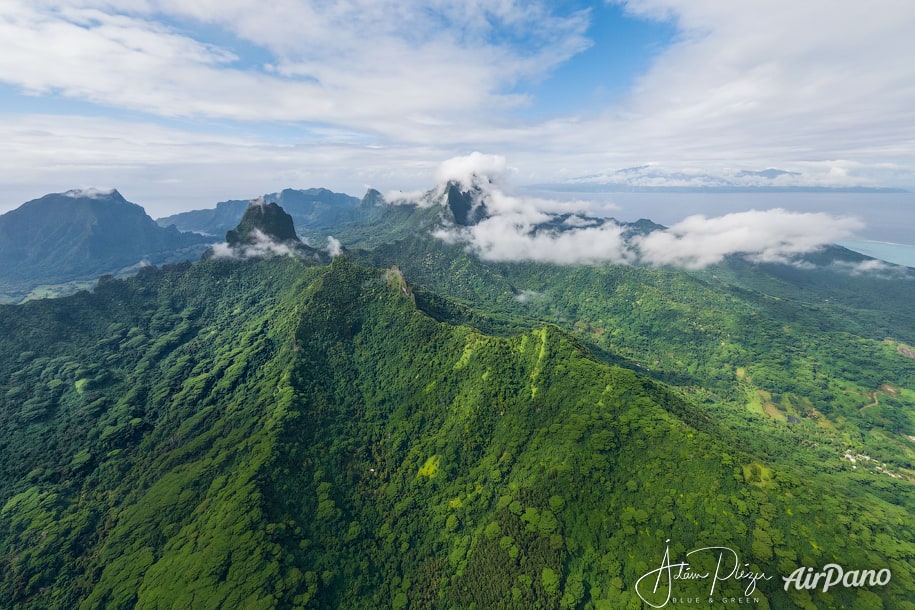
634;209;864;269
430;154;864;269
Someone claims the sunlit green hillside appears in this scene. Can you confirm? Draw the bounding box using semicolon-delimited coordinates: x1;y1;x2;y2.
1;254;913;608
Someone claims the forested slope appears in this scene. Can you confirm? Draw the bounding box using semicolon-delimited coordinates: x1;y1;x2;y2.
359;235;915;482
1;255;913;608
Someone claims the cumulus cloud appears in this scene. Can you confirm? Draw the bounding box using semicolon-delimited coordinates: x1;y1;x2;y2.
562;215;600;228
584;1;915;181
564;163;888;190
63;187;117;199
2;1;915;206
515;289;543;303
0;0;589;137
0;114;462;217
435;152;510;189
444;206;861;268
384;189;432;207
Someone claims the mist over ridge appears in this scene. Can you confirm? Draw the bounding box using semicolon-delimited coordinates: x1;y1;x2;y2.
394;153;867;269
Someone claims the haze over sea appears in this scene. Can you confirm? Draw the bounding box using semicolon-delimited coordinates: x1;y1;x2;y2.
526;190;915;268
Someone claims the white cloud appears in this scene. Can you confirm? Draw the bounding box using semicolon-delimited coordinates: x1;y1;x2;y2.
634;209;864;269
326;236;342;258
210;228;296;259
564;162;888;190
515;289;542;303
384;189;430;206
1;1;915;207
435;153;510;189
831;258;908;278
0;114;453;216
562;215;600;228
63;187;117;199
428;155;864;267
0;1;589;137
439;215;633;265
582;0;915;181
445;205;862;268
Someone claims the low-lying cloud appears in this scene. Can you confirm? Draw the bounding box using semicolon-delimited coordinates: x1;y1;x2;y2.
831;258;908;278
428;153;865;269
436;216;633;265
326;236;343;258
634;209;864;269
210;228;299;260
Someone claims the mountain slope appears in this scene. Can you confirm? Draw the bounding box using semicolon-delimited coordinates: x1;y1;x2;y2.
157;187;441;250
0;189;210;297
1;255;913;609
157;188;361;239
357;234;915;476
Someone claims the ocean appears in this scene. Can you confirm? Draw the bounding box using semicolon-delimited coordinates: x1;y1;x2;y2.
835;239;915;269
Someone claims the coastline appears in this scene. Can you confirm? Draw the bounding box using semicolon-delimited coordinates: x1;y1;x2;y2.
837;239;915;269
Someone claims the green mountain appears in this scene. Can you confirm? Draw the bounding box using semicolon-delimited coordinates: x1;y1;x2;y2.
207;198;328;264
226;198;301;246
359;234;915;434
0;189;211;300
157;188;362;239
157;197;249;237
443;181;489;226
157;187;440;251
2;200;914;608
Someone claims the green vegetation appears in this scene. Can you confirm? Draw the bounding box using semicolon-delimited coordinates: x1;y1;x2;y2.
361;235;915;477
0;234;913;608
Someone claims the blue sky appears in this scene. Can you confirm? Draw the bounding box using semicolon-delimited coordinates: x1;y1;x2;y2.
1;1;914;216
521;3;677;117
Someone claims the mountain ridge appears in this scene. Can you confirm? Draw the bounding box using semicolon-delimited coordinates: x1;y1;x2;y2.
0;189;211;298
156;187;362;238
1;252;913;608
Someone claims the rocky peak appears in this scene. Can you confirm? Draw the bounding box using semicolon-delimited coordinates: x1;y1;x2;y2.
225;197;299;246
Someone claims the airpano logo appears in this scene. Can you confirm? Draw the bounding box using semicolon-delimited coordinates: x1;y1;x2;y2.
782;564;892;593
633;540;893;608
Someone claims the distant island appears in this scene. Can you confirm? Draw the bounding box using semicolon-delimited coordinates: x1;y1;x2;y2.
536;183;908;194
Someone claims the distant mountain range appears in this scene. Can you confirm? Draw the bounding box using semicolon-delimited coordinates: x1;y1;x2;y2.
548;165;908;193
206;197;329;264
3;176;910;304
0;189;211;299
1;197;913;608
0;187;436;301
157;188;364;238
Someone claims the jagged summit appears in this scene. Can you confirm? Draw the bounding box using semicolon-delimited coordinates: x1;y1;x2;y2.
443;180;488;226
226;197;300;246
209;198;328;263
360;188;385;208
